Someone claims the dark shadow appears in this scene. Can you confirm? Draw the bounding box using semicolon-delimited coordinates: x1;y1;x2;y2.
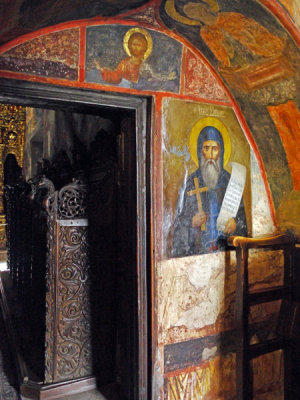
4;106;141;399
87;115;138;400
0;309;20;398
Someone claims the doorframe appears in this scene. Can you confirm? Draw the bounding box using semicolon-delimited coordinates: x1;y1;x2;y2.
0;77;151;400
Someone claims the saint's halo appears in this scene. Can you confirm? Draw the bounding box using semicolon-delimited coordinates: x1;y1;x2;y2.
189;117;231;167
123;27;153;60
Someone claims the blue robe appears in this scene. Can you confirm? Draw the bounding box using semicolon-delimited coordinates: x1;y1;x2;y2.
172;167;247;257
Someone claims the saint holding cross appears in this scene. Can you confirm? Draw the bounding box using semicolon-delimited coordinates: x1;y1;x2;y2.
172;120;247;257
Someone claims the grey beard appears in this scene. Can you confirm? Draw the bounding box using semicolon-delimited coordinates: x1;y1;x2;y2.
201;157;221;189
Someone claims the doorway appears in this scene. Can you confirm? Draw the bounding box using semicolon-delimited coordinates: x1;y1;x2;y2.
0;79;151;400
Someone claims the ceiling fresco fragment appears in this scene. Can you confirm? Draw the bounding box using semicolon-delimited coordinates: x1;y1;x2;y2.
0;0;151;45
0;29;79;80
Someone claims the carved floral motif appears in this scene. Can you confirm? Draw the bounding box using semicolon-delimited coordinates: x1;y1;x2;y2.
44;180;92;383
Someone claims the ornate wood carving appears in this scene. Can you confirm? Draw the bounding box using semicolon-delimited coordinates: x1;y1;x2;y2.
44;179;92;383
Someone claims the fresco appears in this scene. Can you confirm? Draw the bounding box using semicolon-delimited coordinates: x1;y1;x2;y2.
159;0;300;213
124;4;161;27
163;98;250;258
279;0;300;29
0;0;150;45
164;350;283;399
183;48;229;102
85;25;182;92
157;249;284;398
268;101;300;191
162;0;296;92
0;29;79;80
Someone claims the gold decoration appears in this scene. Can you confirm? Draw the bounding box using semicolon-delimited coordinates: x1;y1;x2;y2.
123;27;153;60
0;103;25;250
189;117;231;167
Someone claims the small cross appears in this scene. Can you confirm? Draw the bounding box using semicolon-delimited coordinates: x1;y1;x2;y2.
188;177;208;231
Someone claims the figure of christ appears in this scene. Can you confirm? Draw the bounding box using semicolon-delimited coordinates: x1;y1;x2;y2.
172;126;247;257
94;32;148;85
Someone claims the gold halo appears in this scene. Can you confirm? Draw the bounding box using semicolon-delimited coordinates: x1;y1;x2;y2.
189;117;231;167
123;27;153;60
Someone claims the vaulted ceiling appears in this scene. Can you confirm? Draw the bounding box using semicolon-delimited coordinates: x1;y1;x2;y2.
0;0;150;45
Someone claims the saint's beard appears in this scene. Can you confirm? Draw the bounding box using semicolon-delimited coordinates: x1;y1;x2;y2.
201;156;221;189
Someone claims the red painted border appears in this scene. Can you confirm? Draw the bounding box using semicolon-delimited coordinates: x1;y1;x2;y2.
164;359;213;378
180;47;186;96
153;94;163;261
79;27;86;83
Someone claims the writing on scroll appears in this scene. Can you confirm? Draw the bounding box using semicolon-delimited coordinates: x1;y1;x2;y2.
217;162;246;231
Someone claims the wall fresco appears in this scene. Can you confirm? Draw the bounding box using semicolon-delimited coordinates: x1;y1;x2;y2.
164;350;283;400
85;25;182;92
0;29;79;80
157;250;283;343
251;150;276;236
183;48;229;102
159;0;300;216
157;248;284;399
124;4;161;27
162;98;250;258
268;101;300;191
162;0;297;92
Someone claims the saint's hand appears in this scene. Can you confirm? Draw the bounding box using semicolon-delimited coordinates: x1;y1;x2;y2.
223;217;236;234
192;211;207;228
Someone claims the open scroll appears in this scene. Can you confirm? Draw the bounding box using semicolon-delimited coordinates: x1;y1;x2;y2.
217;162;246;231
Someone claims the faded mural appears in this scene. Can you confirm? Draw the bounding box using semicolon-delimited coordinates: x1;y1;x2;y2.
159;0;300;220
0;29;79;80
86;26;182;92
163;99;251;258
162;0;296;91
183;48;229;102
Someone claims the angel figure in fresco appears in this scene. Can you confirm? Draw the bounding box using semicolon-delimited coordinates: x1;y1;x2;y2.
165;0;286;69
172;119;247;257
94;27;176;87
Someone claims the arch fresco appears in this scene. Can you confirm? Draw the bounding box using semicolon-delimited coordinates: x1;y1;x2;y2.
0;1;299;398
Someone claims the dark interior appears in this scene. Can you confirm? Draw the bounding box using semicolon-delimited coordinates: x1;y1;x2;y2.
4;104;139;399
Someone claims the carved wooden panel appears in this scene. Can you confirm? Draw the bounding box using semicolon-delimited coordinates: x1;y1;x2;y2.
44;180;92;383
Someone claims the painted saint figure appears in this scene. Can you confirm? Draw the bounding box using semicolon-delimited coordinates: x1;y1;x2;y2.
94;28;176;87
94;30;148;84
172;125;247;257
